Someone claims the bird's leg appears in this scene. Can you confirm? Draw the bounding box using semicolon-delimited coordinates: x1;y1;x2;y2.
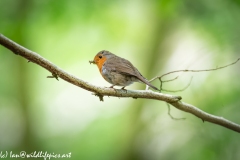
121;86;128;92
121;86;126;90
108;85;118;92
104;85;115;89
109;85;115;88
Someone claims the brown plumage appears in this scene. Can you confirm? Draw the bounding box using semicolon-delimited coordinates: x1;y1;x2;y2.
90;50;160;91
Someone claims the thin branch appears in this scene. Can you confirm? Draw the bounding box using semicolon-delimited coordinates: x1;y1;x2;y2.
150;58;240;82
161;76;179;83
0;34;181;103
0;34;240;133
149;56;239;93
167;103;186;120
162;76;193;93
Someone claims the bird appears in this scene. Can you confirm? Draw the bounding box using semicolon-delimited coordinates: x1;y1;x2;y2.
89;50;160;91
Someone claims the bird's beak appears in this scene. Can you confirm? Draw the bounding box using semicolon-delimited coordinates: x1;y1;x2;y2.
89;60;96;64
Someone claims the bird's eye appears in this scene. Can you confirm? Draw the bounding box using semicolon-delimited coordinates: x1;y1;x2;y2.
99;55;102;59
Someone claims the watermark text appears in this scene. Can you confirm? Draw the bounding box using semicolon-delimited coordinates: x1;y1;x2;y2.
0;151;71;160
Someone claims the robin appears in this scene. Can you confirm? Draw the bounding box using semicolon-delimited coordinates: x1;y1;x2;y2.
89;50;160;91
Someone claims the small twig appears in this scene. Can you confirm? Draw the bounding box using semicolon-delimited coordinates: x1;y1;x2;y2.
167;103;186;120
92;92;104;101
148;58;240;93
161;76;179;83
47;72;59;81
151;58;240;82
162;76;193;93
153;75;179;92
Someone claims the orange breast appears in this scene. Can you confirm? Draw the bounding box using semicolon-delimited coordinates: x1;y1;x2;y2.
96;57;107;74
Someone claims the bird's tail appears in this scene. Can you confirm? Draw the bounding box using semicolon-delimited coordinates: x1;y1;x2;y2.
138;78;160;91
145;81;160;91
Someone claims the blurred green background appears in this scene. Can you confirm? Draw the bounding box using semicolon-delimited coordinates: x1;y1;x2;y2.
0;0;240;160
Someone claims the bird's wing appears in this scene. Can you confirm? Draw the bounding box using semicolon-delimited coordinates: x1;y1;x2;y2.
105;56;141;77
104;56;160;91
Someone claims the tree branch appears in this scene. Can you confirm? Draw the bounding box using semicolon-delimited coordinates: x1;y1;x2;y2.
150;58;240;82
0;34;239;133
